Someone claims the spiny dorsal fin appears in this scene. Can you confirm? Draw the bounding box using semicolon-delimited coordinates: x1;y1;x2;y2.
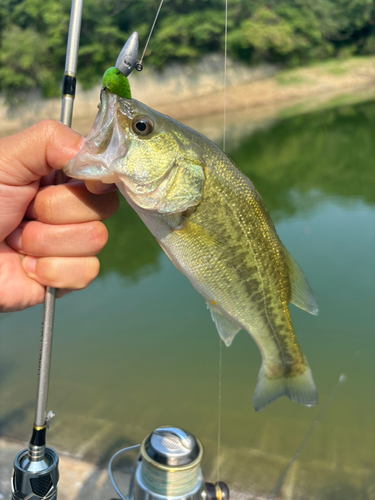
207;302;241;346
283;249;318;316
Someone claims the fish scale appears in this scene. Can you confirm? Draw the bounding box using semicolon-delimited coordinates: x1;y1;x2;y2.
63;90;319;412
161;161;299;368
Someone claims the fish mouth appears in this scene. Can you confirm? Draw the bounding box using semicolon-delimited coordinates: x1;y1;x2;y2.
63;90;129;183
63;156;119;183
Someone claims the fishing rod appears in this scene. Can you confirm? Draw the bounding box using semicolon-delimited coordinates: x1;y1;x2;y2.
10;20;142;500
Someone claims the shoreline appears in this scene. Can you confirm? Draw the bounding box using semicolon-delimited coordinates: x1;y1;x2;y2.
1;55;375;140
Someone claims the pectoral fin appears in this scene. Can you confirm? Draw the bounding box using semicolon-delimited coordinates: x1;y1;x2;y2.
158;160;205;213
283;249;318;316
207;302;241;346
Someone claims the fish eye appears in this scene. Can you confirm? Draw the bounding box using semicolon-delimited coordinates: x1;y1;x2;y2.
132;117;154;136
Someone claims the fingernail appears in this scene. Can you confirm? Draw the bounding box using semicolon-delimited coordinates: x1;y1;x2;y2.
65;137;85;159
73;137;86;154
23;256;37;277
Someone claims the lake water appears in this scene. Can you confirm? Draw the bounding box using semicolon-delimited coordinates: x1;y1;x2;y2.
1;101;374;499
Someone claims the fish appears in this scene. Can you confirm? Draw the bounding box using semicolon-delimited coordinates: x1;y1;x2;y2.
63;89;319;411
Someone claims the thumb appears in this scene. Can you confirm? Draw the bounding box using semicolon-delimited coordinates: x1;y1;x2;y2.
0;120;84;186
0;120;84;242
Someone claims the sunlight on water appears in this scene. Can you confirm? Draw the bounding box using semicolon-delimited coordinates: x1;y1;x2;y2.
1;100;374;499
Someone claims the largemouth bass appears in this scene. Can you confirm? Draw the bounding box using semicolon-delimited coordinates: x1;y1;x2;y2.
63;90;318;411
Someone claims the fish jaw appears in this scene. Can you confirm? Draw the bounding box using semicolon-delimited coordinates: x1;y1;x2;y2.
63;92;129;184
64;90;205;214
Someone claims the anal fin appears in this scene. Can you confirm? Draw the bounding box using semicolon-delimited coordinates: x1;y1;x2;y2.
207;302;241;346
283;249;318;316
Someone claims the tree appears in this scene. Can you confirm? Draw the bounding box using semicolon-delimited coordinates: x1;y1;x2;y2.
0;0;374;101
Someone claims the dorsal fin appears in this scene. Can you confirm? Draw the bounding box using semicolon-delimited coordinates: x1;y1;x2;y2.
207;302;241;346
283;249;318;316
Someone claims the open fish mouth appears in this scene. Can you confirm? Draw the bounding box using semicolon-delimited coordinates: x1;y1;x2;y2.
63;91;129;183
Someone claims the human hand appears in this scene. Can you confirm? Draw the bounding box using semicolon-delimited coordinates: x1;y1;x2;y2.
1;120;119;312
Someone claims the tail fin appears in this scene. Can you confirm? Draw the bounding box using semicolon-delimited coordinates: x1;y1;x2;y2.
252;362;318;412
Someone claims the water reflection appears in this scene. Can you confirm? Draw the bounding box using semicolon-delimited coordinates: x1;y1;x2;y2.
231;101;375;217
100;198;160;281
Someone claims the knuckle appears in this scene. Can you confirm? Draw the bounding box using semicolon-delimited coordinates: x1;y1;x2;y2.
33;187;57;223
34;258;58;286
68;258;99;288
83;257;100;286
34;119;65;139
21;222;40;253
89;221;108;251
36;257;100;289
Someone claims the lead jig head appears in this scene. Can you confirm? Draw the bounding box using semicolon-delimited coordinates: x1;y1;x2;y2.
115;31;139;77
101;31;139;98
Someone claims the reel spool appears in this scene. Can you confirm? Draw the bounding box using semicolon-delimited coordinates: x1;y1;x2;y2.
114;426;229;500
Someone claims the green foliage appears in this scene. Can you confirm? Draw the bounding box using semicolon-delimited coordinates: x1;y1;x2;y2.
230;99;375;219
99;196;160;281
228;3;335;65
0;0;374;100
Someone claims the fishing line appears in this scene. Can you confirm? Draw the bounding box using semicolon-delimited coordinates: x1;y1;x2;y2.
217;338;223;481
267;373;347;499
223;0;228;152
217;0;229;481
109;0;133;18
108;444;141;500
139;0;165;66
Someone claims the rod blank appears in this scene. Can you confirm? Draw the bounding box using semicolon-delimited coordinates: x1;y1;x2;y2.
34;0;83;430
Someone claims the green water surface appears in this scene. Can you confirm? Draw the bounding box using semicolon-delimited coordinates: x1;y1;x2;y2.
1;101;374;499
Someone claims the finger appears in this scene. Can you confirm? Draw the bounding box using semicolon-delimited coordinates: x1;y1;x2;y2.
26;181;119;223
6;220;108;257
0;180;40;242
0;241;45;312
85;180;118;195
0;120;84;186
22;255;100;289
